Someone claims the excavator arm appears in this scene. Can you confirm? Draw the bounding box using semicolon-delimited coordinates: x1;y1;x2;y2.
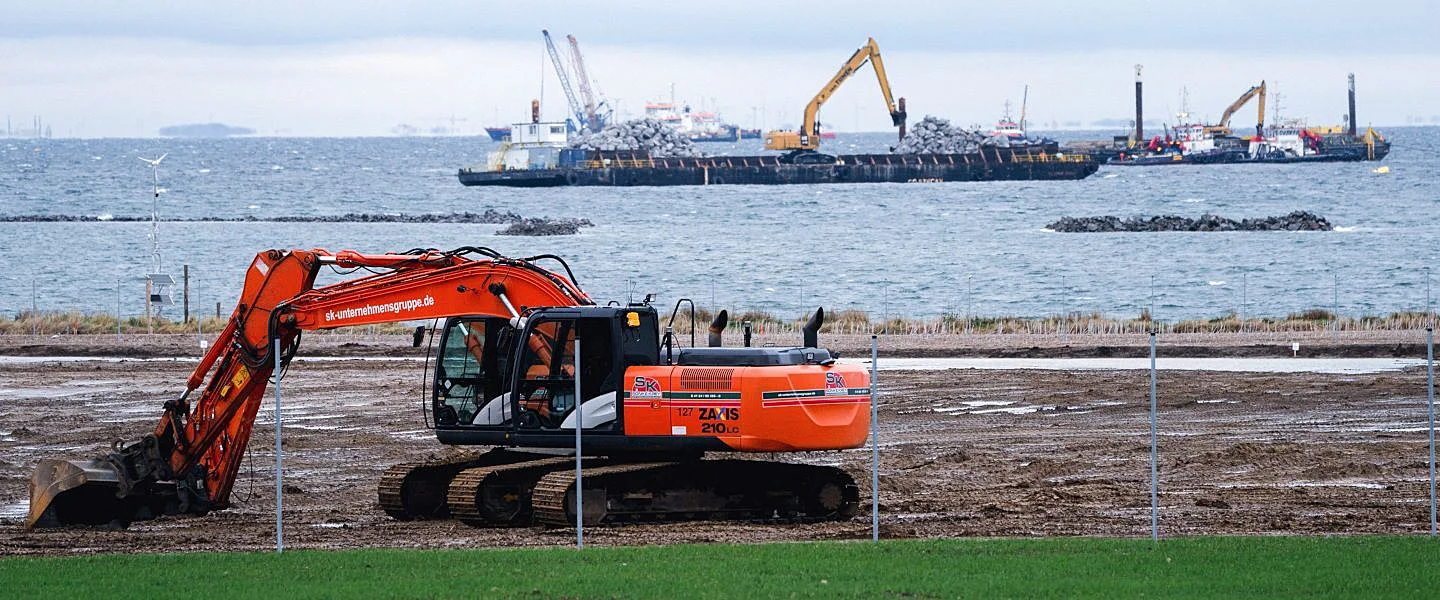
764;37;907;154
1207;81;1266;137
27;247;592;529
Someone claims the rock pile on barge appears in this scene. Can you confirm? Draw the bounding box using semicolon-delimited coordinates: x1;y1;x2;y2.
1047;211;1333;232
567;117;703;158
892;116;985;154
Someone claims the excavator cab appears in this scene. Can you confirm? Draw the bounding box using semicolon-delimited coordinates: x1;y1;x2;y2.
431;306;656;447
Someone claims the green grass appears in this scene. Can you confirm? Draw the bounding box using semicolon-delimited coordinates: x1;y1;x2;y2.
2;536;1437;599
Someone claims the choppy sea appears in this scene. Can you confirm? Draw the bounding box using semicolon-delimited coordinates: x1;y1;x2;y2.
1;128;1436;322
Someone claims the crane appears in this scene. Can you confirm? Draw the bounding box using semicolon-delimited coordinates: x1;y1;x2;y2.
541;30;588;131
764;37;906;163
27;247;868;530
567;34;611;132
1205;81;1267;137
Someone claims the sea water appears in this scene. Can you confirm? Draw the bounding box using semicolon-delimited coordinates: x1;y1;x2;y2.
1;128;1436;321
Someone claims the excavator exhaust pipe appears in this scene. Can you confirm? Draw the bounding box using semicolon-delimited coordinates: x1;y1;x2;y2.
803;307;824;348
26;458;127;529
707;309;729;347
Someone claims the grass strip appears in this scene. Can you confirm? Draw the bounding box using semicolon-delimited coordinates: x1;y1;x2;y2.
2;536;1437;599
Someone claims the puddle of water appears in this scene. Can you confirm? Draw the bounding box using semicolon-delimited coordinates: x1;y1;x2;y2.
1285;481;1389;490
0;388;94;399
933;400;1016;414
974;405;1050;416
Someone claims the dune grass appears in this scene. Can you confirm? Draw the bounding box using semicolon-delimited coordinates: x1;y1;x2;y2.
1;307;1433;338
1;536;1436;599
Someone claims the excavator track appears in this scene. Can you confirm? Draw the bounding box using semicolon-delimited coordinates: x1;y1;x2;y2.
530;460;860;528
445;456;581;526
378;449;562;520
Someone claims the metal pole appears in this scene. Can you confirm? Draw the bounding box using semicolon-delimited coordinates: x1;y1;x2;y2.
183;264;190;323
1149;274;1155;321
273;338;284;553
1427;325;1435;536
882;284;889;335
145;278;153;335
1060;274;1068;344
965;275;973;335
1332;272;1339;343
870;335;880;543
1241;272;1247;335
574;337;584;548
1149;330;1159;542
115;279;122;339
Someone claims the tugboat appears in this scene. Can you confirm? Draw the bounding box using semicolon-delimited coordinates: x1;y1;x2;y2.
987;90;1029;142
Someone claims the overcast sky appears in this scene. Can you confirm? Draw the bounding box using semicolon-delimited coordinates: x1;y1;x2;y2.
3;1;1435;137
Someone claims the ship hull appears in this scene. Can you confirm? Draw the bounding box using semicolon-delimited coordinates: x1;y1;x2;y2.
1107;142;1390;166
459;147;1098;187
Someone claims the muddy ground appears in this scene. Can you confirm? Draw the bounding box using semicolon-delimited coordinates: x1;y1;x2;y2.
2;331;1436;555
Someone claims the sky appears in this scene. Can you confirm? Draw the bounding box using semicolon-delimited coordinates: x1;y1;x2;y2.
3;1;1437;137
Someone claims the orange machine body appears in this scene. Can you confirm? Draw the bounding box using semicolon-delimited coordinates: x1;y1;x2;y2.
621;364;871;451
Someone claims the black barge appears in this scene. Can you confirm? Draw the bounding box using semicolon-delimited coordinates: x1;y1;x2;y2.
458;144;1098;187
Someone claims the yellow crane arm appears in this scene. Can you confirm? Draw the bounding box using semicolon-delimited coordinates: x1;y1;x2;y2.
765;37;906;153
1212;81;1266;136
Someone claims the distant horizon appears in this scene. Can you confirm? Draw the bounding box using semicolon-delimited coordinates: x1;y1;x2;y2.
5;1;1437;138
3;120;1430;141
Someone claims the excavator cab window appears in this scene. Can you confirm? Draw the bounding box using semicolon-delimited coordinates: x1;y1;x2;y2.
514;319;574;428
512;314;620;431
434;317;511;427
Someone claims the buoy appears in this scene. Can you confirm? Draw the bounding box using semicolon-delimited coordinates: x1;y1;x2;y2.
1373;165;1390;174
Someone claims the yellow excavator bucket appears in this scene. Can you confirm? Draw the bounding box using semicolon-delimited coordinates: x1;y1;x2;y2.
26;458;125;530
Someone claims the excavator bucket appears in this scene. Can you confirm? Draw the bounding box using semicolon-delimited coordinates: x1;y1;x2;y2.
26;458;126;530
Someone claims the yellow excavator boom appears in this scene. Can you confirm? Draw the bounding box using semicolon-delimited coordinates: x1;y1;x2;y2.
1206;81;1266;137
764;37;906;153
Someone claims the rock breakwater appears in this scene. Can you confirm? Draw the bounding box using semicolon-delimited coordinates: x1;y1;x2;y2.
1046;211;1332;232
1;210;594;235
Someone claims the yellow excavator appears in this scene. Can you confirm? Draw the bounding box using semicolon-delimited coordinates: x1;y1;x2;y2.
764;37;906;164
1204;81;1266;138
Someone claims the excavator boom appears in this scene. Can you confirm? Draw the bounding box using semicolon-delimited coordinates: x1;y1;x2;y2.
1207;81;1266;137
764;37;906;155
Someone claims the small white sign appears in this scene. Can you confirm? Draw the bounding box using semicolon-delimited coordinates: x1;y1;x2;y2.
671;426;687;435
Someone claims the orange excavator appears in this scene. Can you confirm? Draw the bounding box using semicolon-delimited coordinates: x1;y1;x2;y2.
27;247;870;529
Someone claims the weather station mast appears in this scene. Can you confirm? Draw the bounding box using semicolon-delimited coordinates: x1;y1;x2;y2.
138;153;174;325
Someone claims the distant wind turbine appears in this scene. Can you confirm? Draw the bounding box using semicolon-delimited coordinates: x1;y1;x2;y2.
137;153;167;167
